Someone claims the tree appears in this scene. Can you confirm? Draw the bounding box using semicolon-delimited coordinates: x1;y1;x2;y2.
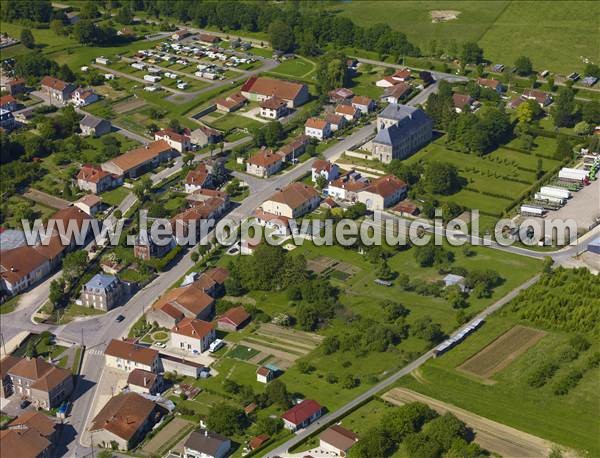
80;1;99;19
20;29;35;49
376;259;394;280
581;101;600;124
574;121;592;136
206;403;246;436
255;417;283;436
116;6;133;24
584;63;600;78
387;160;421;185
263;121;284;147
50;19;64;36
25;339;38;358
315;51;350;95
546;76;555;92
460;42;484;64
315;174;328;190
423;161;460;195
191;252;199;263
225;178;241;196
113;209;122;219
268;20;294;52
551;87;576;127
62;251;88;283
352;427;393;458
514;56;533;76
446;285;468;309
133;176;152;200
73;20;98;44
265;380;291;408
412;316;444;343
555;134;572;160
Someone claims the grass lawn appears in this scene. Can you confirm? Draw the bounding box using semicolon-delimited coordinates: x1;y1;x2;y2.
404;136;562;218
209;114;264;132
227;345;260;361
349;66;387;99
0;295;20;314
326;1;599;74
270;56;316;79
396;313;599;456
100;187;130;207
246;47;273;58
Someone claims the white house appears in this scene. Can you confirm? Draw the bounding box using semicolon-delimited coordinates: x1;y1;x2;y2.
154;128;191;153
356;175;407;210
104;339;161;374
305;118;331;141
184;430;231;458
170;317;216;354
312;159;340;183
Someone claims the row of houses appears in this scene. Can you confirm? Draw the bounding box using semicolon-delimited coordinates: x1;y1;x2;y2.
245;135;311;177
41;76;99;106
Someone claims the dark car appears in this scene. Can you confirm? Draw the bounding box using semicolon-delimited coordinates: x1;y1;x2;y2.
116;315;125;322
20;399;30;409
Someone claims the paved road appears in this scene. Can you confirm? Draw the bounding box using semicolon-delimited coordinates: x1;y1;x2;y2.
265;273;541;457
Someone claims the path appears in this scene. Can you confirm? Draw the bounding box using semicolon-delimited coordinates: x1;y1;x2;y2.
382;388;570;458
23;188;71;209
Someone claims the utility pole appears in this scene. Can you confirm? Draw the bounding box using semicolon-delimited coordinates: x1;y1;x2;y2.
81;328;84;347
0;332;6;356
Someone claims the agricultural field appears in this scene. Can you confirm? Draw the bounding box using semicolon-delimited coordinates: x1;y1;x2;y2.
395;268;600;457
405;135;563;222
327;1;599;74
214;240;542;414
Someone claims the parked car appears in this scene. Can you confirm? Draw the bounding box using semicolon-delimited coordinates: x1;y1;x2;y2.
116;314;125;322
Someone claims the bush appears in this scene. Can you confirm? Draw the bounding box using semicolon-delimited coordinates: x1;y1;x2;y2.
527;361;558;388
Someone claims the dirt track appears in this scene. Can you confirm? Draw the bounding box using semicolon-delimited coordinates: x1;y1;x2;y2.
382;387;571;458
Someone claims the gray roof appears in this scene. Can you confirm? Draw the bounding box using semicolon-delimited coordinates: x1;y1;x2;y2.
185;430;230;455
80;114;107;128
374;105;431;146
444;274;465;286
84;273;118;291
0;229;26;251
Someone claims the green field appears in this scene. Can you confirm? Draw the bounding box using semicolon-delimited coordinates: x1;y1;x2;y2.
405;136;562;218
397;313;599;455
327;1;599;74
270;56;317;79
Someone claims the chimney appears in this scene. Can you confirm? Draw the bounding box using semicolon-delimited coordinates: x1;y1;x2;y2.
143;377;147;386
204;430;208;437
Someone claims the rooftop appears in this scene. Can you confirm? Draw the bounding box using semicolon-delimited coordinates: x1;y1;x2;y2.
104;339;158;366
90;392;156;441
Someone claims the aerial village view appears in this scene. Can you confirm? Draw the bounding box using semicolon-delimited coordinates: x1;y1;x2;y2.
0;1;598;458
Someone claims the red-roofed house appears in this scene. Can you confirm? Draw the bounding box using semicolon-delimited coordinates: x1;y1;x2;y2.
351;95;375;113
325;113;346;132
185;162;214;193
282;399;322;431
452;93;475;113
335;104;360;122
76;164;123;194
154;128;191;153
305;118;331;141
328;88;354;103
171;317;216;353
71;87;99;107
357;175;407;210
0;95;17;111
375;75;401;88
391;68;412;82
41;76;75;104
477;78;505;93
215;92;247;112
260;96;288;119
522;89;553;107
3;78;25;96
320;425;359;455
312;159;339;182
241;76;309;108
217;306;251;332
246;148;283;177
382;82;412;104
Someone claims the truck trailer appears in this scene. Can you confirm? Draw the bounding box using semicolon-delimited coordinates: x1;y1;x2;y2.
558;167;589;183
540;186;571;200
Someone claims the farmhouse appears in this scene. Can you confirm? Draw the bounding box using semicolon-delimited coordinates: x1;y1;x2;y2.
184;429;231;458
89;392;158;451
127;369;163;395
260;96;288;119
185;162;215;193
451;93;474;113
41;76;75;104
241;76;309;108
372;104;433;163
381;82;412;104
154;128;191;152
215;92;247;112
477;77;505;92
326;113;347;132
80;273;124;311
190;125;222;146
522;89;553;107
217;306;251;331
71;87;98;107
7;357;74;410
335;103;360;121
357;175;407;210
246;149;283;177
351;95;375;113
320;425;359;456
104;339;161;373
282;399;322;431
170;317;216;353
276;135;310;162
312;159;340;182
260;182;320;219
329;87;354;103
79;114;111;137
101;140;177;178
147;269;227;328
305;117;331;140
1;411;57;458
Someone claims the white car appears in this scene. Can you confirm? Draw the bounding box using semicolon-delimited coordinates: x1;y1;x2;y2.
153;342;166;349
209;339;224;353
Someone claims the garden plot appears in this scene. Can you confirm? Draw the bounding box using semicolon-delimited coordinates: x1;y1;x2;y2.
239;324;323;369
307;256;338;274
114;97;146;114
458;325;546;380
